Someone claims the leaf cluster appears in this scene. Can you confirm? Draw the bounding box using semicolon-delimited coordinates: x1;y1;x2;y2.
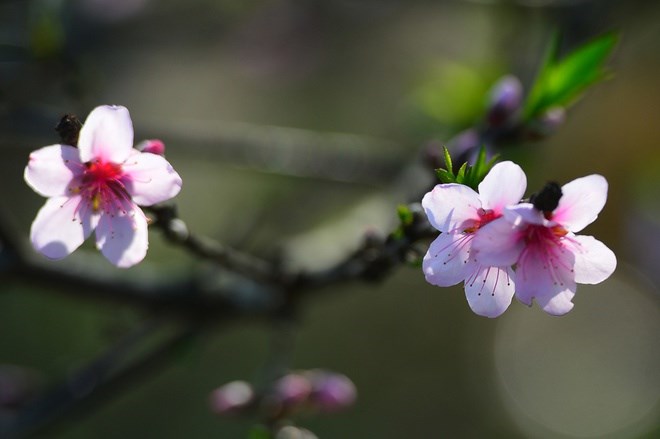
435;146;498;191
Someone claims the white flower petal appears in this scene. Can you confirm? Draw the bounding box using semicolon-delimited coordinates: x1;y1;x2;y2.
515;242;577;315
478;161;527;213
78;105;134;164
421;184;481;234
24;145;83;197
465;265;515;318
503;203;552;226
536;286;577;316
568;235;617;284
553;174;608;233
423;233;474;287
95;203;148;268
471;217;524;267
30;195;96;259
121;151;182;206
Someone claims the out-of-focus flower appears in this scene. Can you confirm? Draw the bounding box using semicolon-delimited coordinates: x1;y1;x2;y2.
209;380;255;416
473;176;617;315
422;161;526;317
24;105;182;268
272;373;313;408
275;425;319;439
307;370;356;413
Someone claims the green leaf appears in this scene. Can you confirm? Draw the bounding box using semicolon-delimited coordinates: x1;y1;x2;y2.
524;32;619;119
442;146;453;175
435;168;455;184
397;205;414;226
247;425;272;439
455;163;467;183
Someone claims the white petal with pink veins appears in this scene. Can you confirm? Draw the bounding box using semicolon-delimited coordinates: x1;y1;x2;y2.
24;145;83;197
422;184;481;234
472;217;524;267
478;161;527;213
515;243;576;314
465;265;515;318
553;174;608;233
95;203;148;268
121;151;182;206
78;105;134;164
423;233;474;287
568;235;617;284
30;196;96;259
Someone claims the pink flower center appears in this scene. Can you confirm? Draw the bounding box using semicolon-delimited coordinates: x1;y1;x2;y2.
463;208;499;234
71;160;130;214
518;223;573;286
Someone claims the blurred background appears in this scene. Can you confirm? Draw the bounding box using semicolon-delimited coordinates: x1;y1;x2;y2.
1;0;659;437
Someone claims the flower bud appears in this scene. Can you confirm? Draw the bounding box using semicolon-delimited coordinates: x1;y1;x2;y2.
447;129;480;165
486;75;523;127
275;425;319;439
209;380;255;416
135;139;166;156
308;370;356;413
526;106;566;139
272;373;313;408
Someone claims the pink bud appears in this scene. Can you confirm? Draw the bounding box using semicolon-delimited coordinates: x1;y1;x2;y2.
209;380;254;416
273;373;313;408
486;75;523;126
526;107;566;139
308;370;356;413
135;139;166;156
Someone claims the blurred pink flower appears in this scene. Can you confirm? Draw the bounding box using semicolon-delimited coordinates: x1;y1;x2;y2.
422;161;527;317
24;105;182;267
473;175;617;315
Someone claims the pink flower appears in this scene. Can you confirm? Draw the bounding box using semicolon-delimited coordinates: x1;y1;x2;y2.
472;175;617;315
24;105;182;268
421;161;527;317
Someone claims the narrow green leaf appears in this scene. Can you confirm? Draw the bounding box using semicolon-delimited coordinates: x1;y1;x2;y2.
456;163;467;183
442;146;453;174
524;32;561;119
524;32;618;119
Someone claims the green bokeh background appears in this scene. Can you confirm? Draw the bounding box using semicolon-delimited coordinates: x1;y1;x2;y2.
1;1;659;438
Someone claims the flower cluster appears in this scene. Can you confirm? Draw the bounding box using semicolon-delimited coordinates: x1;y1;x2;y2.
24;105;182;268
422;161;616;317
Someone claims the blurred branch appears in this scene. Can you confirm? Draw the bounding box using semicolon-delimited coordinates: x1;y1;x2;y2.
0;321;198;439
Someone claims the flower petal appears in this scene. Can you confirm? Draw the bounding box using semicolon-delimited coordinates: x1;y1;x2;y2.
95;203;148;268
515;241;577;315
422;184;481;234
30;195;96;259
535;285;577;316
464;265;515;318
503;203;553;227
121;151;182;206
423;233;474;287
568;235;617;284
78;105;134;164
24;145;83;197
553;174;608;233
478;161;527;213
471;217;524;267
